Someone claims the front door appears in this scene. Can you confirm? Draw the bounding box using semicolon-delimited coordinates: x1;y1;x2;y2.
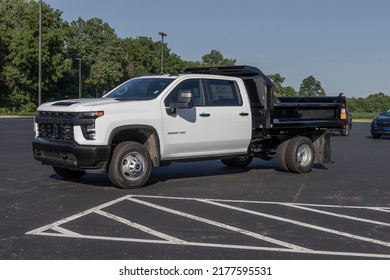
161;79;212;159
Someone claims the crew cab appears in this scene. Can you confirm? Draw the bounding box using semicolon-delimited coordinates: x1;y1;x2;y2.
33;66;347;189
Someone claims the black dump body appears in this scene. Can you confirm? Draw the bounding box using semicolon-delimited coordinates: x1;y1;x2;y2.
273;95;346;129
185;65;346;132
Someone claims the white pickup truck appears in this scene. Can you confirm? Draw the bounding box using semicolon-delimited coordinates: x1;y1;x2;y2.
33;66;347;188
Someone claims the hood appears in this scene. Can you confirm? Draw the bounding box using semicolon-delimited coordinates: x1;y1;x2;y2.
37;98;121;112
374;114;390;122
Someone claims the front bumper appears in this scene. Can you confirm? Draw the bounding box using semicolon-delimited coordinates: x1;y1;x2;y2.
371;121;390;136
32;138;111;171
371;129;390;136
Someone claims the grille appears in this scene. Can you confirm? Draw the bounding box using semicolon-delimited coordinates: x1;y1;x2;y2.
36;111;77;142
376;122;390;129
38;111;78;119
38;123;74;141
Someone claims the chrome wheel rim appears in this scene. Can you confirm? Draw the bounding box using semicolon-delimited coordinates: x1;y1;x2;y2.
121;152;145;181
296;144;312;167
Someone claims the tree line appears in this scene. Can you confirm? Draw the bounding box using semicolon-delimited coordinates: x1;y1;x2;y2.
268;72;390;114
0;0;236;112
1;0;389;114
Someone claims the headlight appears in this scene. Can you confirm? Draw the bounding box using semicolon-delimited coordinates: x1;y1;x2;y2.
80;111;104;140
79;111;104;119
81;124;97;140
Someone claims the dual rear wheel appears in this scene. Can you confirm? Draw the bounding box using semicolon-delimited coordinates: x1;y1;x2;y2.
276;136;315;174
222;136;315;174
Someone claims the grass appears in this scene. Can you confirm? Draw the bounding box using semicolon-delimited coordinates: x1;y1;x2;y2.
350;112;378;122
0;111;35;117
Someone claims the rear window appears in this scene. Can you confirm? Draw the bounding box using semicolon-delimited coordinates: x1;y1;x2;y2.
206;79;242;106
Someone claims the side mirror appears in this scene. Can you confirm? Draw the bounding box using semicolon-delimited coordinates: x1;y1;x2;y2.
166;90;194;115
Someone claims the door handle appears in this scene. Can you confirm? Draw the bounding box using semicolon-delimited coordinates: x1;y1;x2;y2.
239;112;249;116
199;113;210;117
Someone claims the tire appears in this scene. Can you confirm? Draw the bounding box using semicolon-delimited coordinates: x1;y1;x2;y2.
341;124;350;136
108;141;152;189
221;155;253;168
53;166;86;179
285;137;315;174
372;133;381;139
276;138;291;172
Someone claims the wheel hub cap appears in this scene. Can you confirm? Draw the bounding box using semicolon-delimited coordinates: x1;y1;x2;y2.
121;152;145;180
297;144;312;167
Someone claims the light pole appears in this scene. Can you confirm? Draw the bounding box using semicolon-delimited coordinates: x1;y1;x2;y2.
75;58;82;98
158;32;167;74
38;0;42;105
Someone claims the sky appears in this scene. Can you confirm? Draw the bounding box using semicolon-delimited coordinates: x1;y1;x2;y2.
43;0;390;98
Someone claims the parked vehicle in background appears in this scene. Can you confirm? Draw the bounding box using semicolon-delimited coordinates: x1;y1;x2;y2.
371;109;390;139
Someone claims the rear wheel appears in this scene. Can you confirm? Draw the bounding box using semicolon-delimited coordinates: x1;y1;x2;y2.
221;155;253;168
108;141;152;189
276;138;292;172
286;137;315;174
53;166;86;179
341;124;350;136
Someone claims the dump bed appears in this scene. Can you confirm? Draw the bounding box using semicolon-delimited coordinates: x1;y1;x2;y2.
185;65;347;131
273;95;346;129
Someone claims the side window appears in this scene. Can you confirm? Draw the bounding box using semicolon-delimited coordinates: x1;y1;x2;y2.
206;79;242;106
164;79;205;107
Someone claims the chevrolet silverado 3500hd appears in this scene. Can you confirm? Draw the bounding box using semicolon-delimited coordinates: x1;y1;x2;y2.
33;66;347;189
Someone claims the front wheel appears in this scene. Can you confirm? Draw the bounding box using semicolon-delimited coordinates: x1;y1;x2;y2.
286;137;315;174
108;141;152;189
372;133;381;139
221;155;253;168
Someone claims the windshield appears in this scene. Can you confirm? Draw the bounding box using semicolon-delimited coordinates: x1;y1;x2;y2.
104;78;174;100
381;109;390;116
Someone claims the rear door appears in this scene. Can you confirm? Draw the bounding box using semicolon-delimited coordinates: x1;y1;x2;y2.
204;78;252;155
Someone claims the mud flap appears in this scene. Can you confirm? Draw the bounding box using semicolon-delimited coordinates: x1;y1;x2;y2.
313;130;331;164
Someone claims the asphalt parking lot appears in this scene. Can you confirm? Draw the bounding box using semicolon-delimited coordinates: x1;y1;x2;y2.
1;118;390;259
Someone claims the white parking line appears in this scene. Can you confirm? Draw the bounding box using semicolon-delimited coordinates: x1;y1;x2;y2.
26;195;129;235
127;197;309;252
26;194;390;259
375;208;390;214
51;226;82;237
94;209;185;244
285;203;390;227
201;199;390;248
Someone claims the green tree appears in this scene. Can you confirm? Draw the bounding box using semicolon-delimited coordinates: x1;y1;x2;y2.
347;93;390;113
267;73;285;96
299;75;326;96
267;73;297;96
121;36;188;79
67;17;121;97
0;1;239;111
281;86;297;96
201;49;236;66
0;0;70;109
89;42;123;96
120;36;160;78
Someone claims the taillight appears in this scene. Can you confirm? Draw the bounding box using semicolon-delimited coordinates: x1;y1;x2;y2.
341;108;347;120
